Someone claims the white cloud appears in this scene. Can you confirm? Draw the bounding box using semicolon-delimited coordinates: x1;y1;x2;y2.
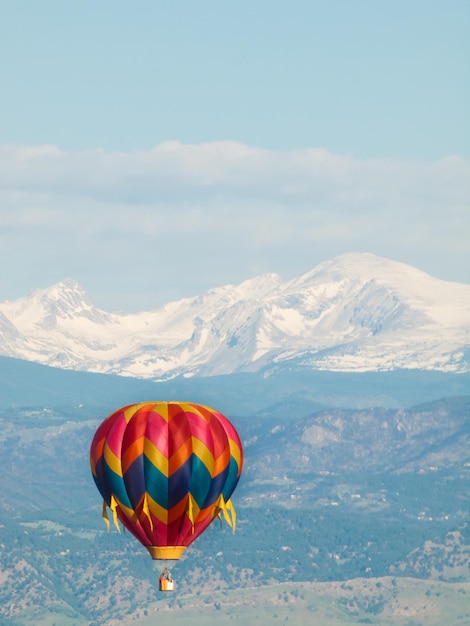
0;142;468;310
1;142;468;206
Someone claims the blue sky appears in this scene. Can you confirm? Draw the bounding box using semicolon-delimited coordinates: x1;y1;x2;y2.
0;1;469;311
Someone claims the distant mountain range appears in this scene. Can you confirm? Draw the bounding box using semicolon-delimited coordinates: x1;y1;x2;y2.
0;253;468;379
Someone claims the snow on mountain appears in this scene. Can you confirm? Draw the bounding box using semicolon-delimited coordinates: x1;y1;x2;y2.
0;253;468;379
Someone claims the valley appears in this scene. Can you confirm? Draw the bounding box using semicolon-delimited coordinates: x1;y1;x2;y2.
0;387;468;625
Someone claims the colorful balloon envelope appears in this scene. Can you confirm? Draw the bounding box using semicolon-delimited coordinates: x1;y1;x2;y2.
90;402;243;560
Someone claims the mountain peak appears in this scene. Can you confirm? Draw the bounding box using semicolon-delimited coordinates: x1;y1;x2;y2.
49;277;85;292
0;254;468;377
235;273;283;298
0;278;108;335
295;252;431;285
33;278;92;309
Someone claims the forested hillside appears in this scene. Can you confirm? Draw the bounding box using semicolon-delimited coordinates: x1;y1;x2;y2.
1;394;469;624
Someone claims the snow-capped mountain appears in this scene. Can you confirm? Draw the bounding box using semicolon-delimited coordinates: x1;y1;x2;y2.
0;253;468;379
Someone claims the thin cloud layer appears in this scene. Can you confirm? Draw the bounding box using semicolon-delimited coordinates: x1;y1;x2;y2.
0;142;468;311
1;142;468;204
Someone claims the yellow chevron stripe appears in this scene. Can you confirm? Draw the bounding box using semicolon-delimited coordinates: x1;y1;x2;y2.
123;403;141;422
103;441;123;477
123;401;168;423
144;436;169;476
158;402;170;422
146;492;169;524
229;438;243;468
176;402;205;418
191;436;214;474
146;492;191;525
116;500;138;522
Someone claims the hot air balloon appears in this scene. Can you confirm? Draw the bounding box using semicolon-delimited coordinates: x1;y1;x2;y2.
89;402;243;589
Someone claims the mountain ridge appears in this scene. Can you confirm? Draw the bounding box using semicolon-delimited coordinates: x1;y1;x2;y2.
0;253;468;379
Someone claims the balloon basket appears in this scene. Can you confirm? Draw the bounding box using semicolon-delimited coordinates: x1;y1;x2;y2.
159;578;175;592
158;566;175;592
